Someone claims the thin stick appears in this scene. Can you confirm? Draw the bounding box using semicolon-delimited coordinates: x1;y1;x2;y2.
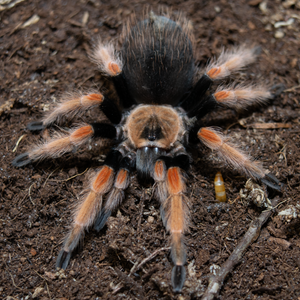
64;168;88;182
43;168;59;187
112;246;171;295
201;196;280;300
12;134;26;152
129;246;171;276
28;183;35;205
283;84;300;92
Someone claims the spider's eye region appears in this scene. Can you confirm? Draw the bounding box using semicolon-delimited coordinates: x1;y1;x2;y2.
140;123;163;142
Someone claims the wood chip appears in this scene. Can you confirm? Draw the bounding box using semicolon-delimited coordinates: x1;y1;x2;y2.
239;120;292;129
21;14;40;28
268;237;292;249
30;248;37;256
248;123;292;129
0;98;15;116
32;287;44;298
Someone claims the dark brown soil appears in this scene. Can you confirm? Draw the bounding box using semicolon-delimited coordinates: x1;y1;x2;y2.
1;0;300;299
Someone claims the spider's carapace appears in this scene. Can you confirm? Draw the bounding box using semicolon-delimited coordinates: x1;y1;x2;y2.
13;11;282;292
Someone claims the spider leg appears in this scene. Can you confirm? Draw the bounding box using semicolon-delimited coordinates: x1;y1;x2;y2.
197;127;282;190
180;46;260;117
56;150;122;269
153;154;190;292
212;84;271;110
94;156;135;231
12;123;116;167
179;74;213;113
28;93;122;131
205;46;259;80
91;41;136;109
192;83;271;119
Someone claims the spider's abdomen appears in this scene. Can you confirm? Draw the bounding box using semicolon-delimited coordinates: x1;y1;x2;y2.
122;13;194;105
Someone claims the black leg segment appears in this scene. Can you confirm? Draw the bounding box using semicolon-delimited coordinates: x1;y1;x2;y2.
179;74;213;113
91;123;117;139
99;97;122;124
112;73;136;109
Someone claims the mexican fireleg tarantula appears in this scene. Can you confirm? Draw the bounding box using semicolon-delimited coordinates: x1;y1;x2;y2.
13;11;281;292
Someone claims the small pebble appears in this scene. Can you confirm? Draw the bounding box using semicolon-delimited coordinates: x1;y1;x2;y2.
214;6;221;13
274;30;285;39
259;1;268;13
147;216;154;223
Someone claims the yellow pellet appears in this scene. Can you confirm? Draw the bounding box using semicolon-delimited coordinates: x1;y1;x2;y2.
214;172;226;202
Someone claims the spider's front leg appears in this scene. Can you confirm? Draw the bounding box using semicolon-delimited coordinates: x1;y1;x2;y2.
197;127;282;190
56;150;122;269
153;154;190;292
28;92;122;131
94;155;135;231
12;123;117;167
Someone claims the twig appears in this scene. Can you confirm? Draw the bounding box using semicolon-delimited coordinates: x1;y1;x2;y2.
6;264;22;291
12;134;26;152
201;196;280;300
112;246;171;295
283;84;300;92
46;282;52;300
64;168;88;182
32;269;52;299
129;246;171;276
28;183;35;205
43;168;59;187
246;123;292;129
111;282;124;294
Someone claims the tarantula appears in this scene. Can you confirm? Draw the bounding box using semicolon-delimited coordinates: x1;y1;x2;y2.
13;11;281;292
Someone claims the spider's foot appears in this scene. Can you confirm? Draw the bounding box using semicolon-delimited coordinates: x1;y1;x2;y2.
261;172;283;191
27;121;45;131
94;210;111;231
12;153;32;167
171;265;186;292
56;250;71;270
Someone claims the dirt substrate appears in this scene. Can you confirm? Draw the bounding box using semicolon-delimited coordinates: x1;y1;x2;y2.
1;0;300;299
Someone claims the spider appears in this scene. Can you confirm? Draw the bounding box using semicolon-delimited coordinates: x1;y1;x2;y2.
13;11;281;292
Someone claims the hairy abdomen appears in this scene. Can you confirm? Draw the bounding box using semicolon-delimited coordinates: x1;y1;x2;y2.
122;14;194;105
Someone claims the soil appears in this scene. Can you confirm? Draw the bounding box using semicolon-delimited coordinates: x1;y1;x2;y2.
1;0;300;299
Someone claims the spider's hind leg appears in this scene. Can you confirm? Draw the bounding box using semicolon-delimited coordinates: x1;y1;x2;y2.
197;127;282;190
91;41;136;109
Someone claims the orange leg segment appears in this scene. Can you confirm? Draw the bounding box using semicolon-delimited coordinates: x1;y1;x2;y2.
91;43;122;77
56;166;115;269
94;168;131;231
206;47;257;80
27;124;94;162
213;85;271;109
198;127;266;179
41;93;104;127
165;167;189;291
